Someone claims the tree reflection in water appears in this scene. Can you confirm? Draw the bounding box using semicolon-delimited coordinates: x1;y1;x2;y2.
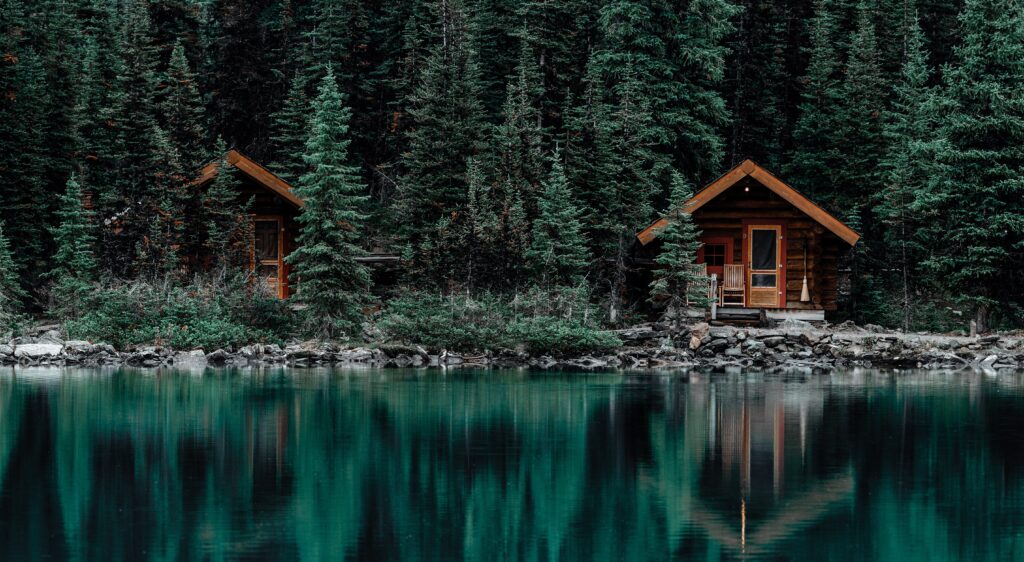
0;368;1022;561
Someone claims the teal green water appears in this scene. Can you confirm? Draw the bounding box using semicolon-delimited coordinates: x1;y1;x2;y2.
1;368;1023;561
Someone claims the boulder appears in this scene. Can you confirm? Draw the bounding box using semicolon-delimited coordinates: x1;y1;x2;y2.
63;340;98;356
14;343;63;358
206;349;232;364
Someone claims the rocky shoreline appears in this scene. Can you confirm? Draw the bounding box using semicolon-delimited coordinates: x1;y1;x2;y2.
2;321;1023;372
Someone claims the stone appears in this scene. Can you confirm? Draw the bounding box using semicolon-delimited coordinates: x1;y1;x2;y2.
762;336;785;348
0;344;14;357
709;327;734;340
778;318;813;332
14;343;63;358
206;349;231;364
724;347;743;357
63;340;97;355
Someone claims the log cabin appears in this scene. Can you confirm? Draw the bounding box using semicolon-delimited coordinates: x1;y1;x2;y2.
635;160;860;322
197;150;303;298
197;150;400;299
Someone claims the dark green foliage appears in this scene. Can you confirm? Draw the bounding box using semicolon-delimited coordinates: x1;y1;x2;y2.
287;71;371;337
396;0;488;281
787;0;843;202
919;0;1024;331
162;41;209;173
0;0;1023;335
377;288;620;354
270;69;312;182
649;172;704;315
204;148;252;270
66;276;295;350
527;149;589;287
877;16;938;331
49;174;97;320
0;221;27;328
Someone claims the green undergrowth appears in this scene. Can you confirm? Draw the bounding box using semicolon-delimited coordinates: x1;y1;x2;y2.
375;287;622;355
65;275;295;350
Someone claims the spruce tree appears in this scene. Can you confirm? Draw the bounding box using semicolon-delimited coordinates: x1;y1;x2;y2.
649;172;704;322
837;0;887;210
527;149;589;287
270;68;313;182
204;140;250;269
877;16;937;331
163;40;209;173
923;0;1024;331
0;220;27;328
788;0;843;202
49;174;97;320
286;70;370;337
396;0;487;281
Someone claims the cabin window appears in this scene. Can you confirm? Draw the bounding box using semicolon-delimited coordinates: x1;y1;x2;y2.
751;230;777;271
703;244;726;267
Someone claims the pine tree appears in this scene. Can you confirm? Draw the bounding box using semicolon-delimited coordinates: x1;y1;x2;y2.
837;0;887;210
0;220;27;328
788;0;843;203
671;0;740;181
922;0;1024;331
649;171;704;323
396;0;487;281
49;174;97;320
527;148;589;287
270;68;313;182
204;139;250;269
877;15;937;331
286;70;370;337
163;40;209;173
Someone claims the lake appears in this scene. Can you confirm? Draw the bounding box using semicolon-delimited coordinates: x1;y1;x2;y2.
0;367;1022;561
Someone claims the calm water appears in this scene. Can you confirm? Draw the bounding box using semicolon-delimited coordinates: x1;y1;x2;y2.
1;368;1023;561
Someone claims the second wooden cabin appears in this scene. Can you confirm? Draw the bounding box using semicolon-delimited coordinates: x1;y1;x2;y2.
636;160;860;322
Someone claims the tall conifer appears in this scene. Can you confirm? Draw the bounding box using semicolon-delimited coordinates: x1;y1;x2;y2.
286;70;370;337
49;174;97;320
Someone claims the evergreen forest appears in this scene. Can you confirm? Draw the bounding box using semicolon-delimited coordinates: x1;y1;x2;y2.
1;0;1023;347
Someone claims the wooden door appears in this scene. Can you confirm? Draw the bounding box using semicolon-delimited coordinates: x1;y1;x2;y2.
745;224;785;308
253;217;286;299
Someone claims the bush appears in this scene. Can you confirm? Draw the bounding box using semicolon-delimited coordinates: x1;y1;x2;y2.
376;287;621;355
66;274;296;350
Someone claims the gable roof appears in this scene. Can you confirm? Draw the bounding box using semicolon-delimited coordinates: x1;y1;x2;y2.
636;159;860;246
197;149;304;209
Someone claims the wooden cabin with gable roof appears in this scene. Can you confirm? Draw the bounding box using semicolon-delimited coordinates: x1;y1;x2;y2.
636;160;860;322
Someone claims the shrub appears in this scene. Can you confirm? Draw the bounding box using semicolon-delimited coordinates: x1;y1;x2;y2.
66;274;296;350
376;287;621;355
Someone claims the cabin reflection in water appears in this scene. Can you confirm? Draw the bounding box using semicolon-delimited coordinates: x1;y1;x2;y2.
690;379;852;557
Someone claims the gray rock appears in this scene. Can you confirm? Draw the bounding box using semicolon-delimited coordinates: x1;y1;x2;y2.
762;336;785;348
64;340;97;354
14;343;63;358
778;318;814;332
206;349;232;364
724;346;743;357
0;344;13;357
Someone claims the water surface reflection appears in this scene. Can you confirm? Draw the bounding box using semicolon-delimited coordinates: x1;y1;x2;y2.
0;368;1022;560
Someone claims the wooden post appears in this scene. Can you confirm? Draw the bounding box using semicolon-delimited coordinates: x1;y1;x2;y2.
710;274;719;321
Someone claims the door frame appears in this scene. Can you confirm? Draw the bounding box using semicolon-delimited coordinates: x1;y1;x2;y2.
252;215;288;299
741;220;787;309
